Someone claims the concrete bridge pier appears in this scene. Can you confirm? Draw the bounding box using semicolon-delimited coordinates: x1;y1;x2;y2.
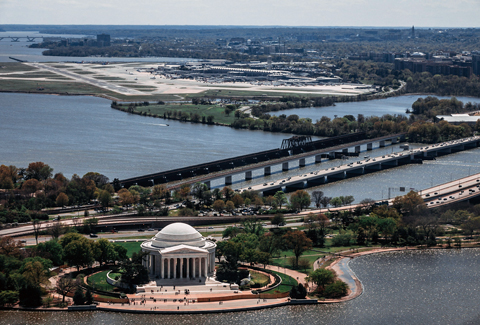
225;176;232;185
264;166;271;176
282;162;289;171
355;145;361;153
329;151;336;159
315;155;322;163
342;148;349;154
391;137;398;144
245;171;252;180
204;181;211;190
299;158;306;167
367;143;373;151
379;140;385;148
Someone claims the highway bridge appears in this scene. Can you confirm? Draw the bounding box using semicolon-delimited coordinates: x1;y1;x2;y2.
0;36;42;42
118;132;406;189
238;136;480;196
420;173;480;208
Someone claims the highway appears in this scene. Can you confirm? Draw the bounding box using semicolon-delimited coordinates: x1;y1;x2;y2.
237;136;480;195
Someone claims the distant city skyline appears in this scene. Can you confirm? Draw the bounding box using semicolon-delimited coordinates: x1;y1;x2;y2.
0;0;479;27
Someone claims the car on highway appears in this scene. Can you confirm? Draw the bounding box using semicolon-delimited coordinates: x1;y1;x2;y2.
89;233;98;238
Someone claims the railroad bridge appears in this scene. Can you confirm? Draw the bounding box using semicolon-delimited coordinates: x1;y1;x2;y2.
117;132;405;189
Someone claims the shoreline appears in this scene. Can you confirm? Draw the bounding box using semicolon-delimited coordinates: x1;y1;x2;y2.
4;246;479;314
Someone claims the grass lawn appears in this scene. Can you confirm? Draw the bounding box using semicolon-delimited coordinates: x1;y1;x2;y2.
4;72;71;79
262;270;297;294
93;76;126;81
87;270;117;292
113;241;142;258
0;79;182;101
250;270;270;286
134;103;236;125
0;62;38;73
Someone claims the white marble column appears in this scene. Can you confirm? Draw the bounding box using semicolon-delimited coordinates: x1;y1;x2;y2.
193;258;196;278
167;258;171;279
160;257;164;279
174;258;177;278
180;257;183;279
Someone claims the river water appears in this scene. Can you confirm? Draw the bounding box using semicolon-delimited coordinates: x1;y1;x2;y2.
2;249;480;324
2;91;480;203
270;95;480;119
0;31;195;63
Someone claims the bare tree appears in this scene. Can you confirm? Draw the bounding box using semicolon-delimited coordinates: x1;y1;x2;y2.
320;196;332;208
32;219;42;245
312;191;324;209
48;220;65;240
56;277;77;304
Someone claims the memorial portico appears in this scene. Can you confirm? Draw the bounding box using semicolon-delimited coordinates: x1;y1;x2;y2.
141;223;216;281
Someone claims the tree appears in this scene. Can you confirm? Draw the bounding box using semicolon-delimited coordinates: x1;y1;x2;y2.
256;251;272;268
310;268;335;290
106;243;123;262
63;238;94;271
274;191;287;209
48;220;66;240
25;162;53;181
56;192;69;207
324;280;348;298
85;288;94;305
271;213;285;227
97;190;112;209
73;287;85;305
283;230;312;268
22;260;49;286
32;219;42;245
320;196;332;208
0;236;23;258
312;191;324;209
120;251;149;292
0;291;19;307
56;277;76;304
225;200;235;213
118;188;134;209
212;199;225;212
93;238;116;266
222;226;241;238
330;197;343;208
36;240;63;266
232;194;244;208
290;190;311;211
290;283;307;299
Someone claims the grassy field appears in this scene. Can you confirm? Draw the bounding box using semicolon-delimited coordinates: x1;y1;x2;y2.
134;103;236;125
250;270;270;286
87;270;117;292
3;72;72;80
0;62;38;73
263;270;297;294
0;79;182;101
185;89;330;99
68;69;96;74
93;76;126;81
114;241;142;258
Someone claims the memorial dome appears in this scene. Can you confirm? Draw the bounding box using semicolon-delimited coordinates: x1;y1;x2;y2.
150;222;206;248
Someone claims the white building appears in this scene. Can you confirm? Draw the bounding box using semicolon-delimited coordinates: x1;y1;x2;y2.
140;223;216;281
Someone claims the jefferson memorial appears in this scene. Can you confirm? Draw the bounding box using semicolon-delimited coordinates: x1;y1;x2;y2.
140;223;216;281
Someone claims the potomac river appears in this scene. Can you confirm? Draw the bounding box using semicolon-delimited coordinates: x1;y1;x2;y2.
2;93;480;204
2;249;480;324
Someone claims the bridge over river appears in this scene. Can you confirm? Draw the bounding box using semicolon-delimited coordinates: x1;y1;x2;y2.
239;136;480;196
118;132;406;189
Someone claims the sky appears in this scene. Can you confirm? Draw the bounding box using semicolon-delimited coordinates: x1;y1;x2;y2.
1;0;479;27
